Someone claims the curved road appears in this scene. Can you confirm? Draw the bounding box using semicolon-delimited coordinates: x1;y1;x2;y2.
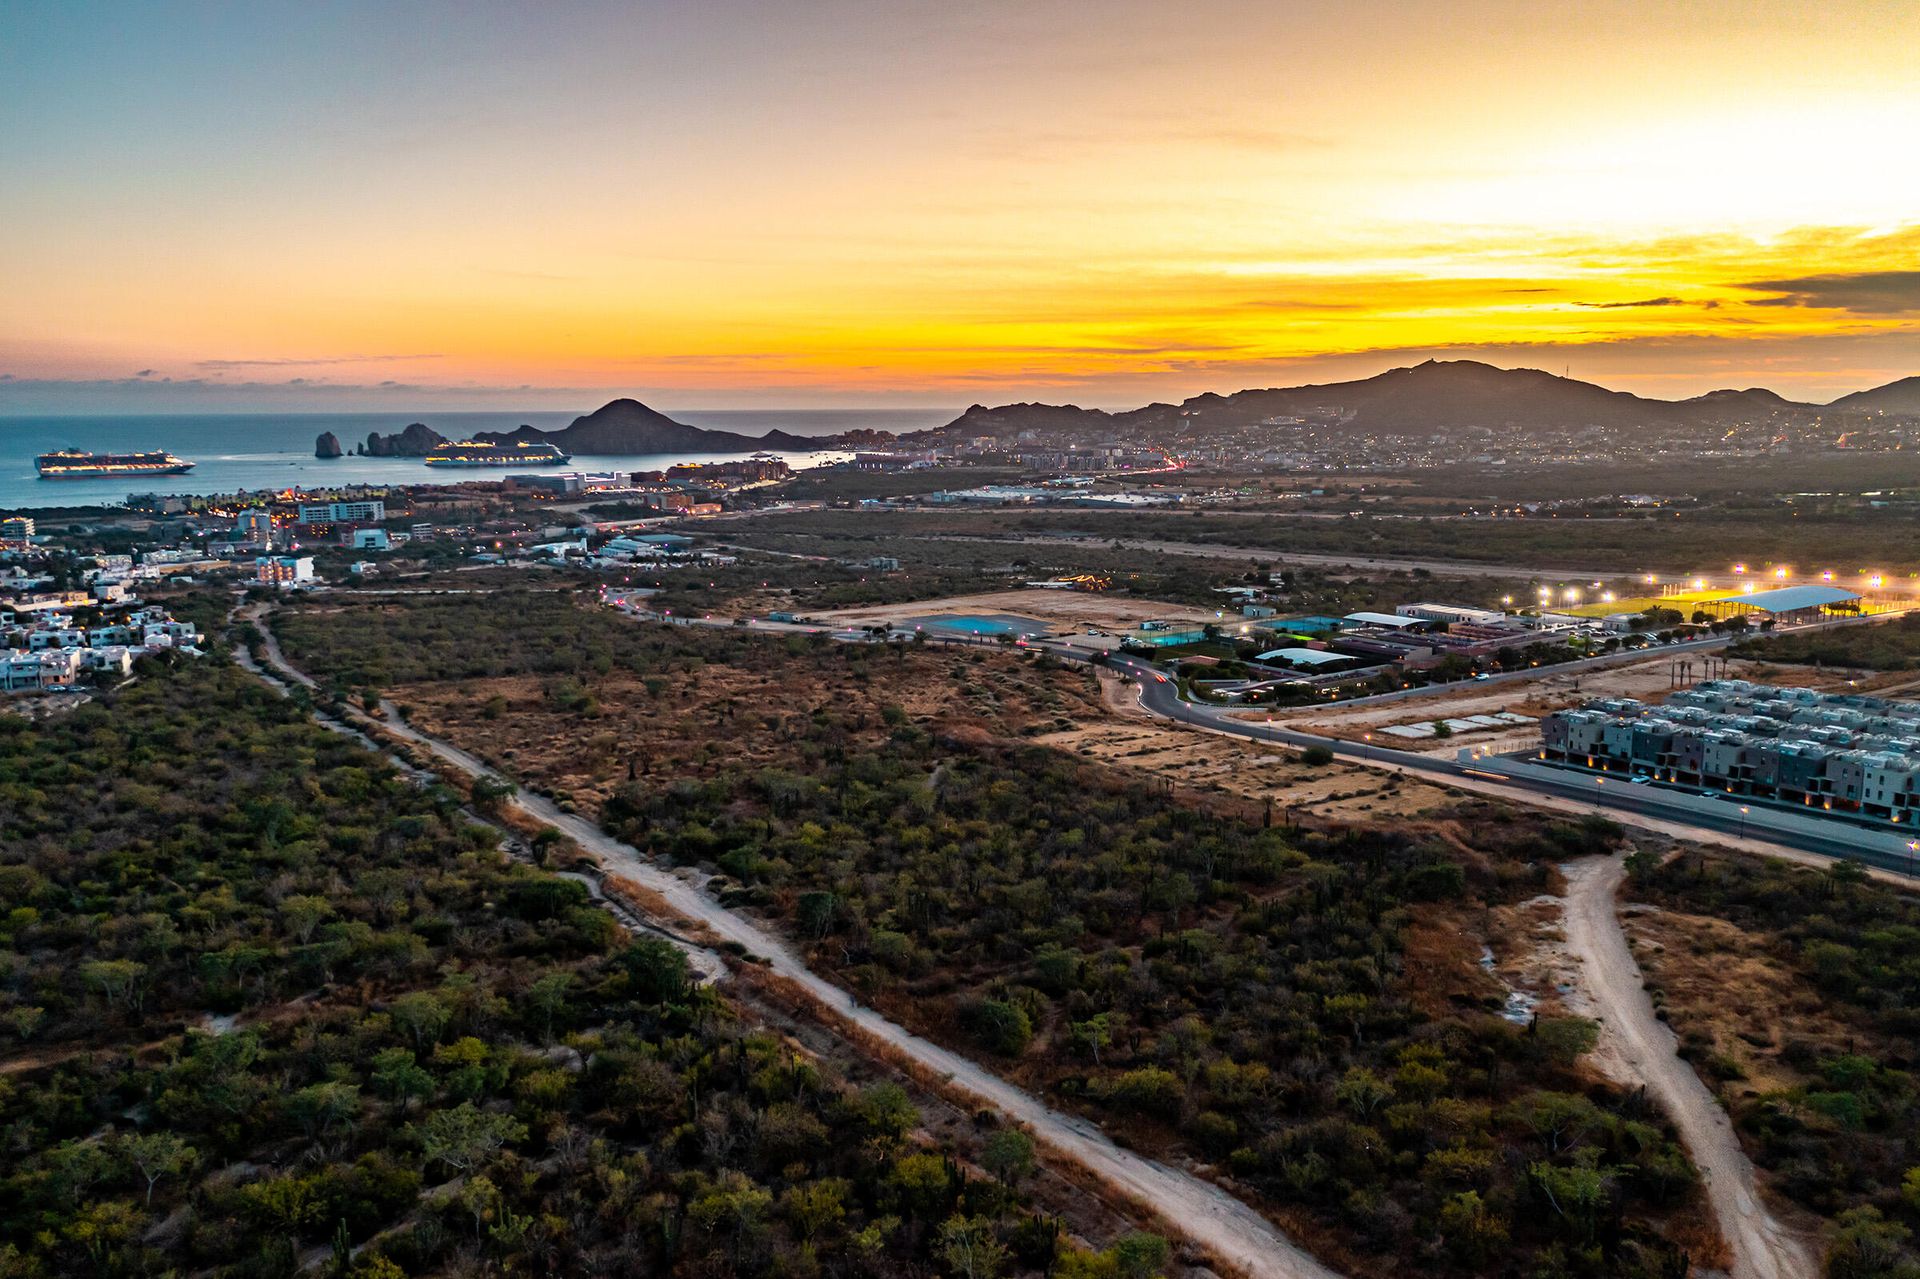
246;614;1344;1279
1082;647;1920;873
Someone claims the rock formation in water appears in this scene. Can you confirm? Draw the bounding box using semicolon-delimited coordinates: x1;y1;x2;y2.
359;422;447;457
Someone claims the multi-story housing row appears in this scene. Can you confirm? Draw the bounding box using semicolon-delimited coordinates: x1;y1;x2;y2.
1540;679;1920;823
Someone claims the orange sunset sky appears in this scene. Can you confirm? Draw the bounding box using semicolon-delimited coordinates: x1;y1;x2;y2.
3;0;1919;410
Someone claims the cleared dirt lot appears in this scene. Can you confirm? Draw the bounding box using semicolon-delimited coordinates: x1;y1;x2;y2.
809;588;1218;632
1030;672;1462;821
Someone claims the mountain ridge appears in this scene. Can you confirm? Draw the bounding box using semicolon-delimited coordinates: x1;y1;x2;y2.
474;398;821;455
355;361;1920;459
1829;375;1920;415
922;360;1919;440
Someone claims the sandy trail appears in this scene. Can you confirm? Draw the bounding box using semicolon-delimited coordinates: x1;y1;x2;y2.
1559;856;1817;1279
247;613;1344;1279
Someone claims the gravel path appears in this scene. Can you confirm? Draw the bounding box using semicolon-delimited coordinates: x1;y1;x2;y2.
246;612;1345;1279
1559;856;1817;1279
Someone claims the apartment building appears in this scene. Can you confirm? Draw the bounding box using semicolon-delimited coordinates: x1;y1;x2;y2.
1540;679;1920;824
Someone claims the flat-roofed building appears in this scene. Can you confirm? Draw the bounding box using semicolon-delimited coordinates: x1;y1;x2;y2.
1400;603;1506;626
255;556;315;586
1541;679;1920;826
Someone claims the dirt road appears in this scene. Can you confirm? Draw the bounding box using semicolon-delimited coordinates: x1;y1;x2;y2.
247;617;1344;1279
1559;856;1817;1279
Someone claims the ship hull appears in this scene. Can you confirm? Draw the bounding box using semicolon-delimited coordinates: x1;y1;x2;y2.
425;455;571;468
37;462;196;479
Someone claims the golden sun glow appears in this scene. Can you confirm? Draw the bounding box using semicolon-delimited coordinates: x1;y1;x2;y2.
4;1;1919;407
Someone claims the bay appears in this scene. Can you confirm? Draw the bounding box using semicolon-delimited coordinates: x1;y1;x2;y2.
0;408;953;511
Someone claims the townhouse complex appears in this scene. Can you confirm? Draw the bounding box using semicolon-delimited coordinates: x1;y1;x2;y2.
1541;679;1920;825
0;602;199;692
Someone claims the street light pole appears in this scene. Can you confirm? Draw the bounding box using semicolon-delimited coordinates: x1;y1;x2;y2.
1739;805;1750;840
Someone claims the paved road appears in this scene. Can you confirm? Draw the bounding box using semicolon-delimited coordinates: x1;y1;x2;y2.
247;612;1345;1279
1561;857;1817;1279
1077;646;1920;872
610;609;1916;869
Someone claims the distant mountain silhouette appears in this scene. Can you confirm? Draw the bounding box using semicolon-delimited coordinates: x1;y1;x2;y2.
1829;376;1920;415
474;398;820;455
1681;387;1813;411
930;360;1919;439
944;401;1122;435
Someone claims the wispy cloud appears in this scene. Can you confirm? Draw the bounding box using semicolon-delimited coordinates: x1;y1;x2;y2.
1740;271;1920;314
1574;296;1689;309
194;354;446;370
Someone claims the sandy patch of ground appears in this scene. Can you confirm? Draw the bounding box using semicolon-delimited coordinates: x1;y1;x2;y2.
1032;675;1459;822
809;588;1217;632
1485;892;1590;1012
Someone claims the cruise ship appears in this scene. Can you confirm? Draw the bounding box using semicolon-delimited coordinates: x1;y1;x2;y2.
36;448;195;479
424;439;571;468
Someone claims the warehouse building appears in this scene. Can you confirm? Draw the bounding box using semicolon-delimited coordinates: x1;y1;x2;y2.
1686;583;1861;623
1399;602;1506;626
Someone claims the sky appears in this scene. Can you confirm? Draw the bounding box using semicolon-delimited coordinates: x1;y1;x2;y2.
4;0;1920;412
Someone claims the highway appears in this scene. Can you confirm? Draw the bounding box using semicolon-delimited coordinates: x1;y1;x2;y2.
1073;644;1917;873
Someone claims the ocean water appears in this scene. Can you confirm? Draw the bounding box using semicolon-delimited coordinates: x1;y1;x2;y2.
0;408;955;512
